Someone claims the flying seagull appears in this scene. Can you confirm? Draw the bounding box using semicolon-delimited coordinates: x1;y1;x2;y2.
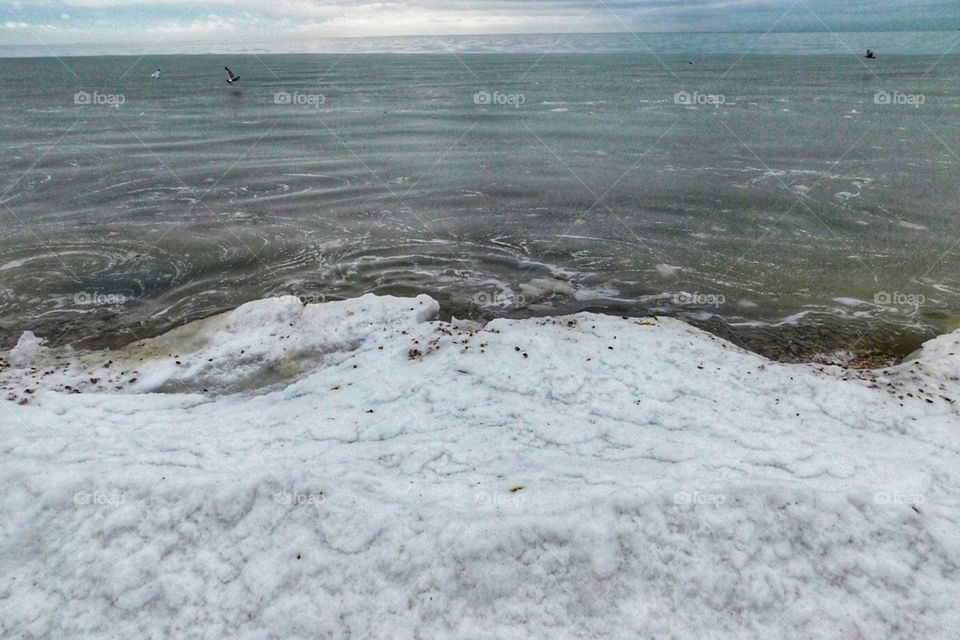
151;69;160;79
225;66;240;84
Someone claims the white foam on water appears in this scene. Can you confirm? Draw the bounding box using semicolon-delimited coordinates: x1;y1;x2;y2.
899;220;928;230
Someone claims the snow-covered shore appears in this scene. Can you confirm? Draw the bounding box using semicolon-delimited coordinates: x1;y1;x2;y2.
1;294;958;639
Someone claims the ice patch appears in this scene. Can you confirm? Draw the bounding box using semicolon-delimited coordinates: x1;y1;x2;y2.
8;331;46;367
518;277;576;300
655;263;681;278
834;297;870;307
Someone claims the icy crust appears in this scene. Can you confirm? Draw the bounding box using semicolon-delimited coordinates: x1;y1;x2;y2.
1;295;959;639
894;329;960;385
2;293;440;397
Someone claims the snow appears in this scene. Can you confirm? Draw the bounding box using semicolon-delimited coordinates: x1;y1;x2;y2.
7;331;45;367
1;293;958;639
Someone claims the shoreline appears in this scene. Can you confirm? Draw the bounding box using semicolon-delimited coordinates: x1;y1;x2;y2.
3;294;955;408
1;294;940;373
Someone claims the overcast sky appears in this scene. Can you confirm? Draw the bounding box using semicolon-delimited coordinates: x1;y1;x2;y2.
1;0;957;46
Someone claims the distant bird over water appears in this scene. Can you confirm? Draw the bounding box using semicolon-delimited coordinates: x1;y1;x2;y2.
151;69;160;79
865;49;876;59
225;66;240;84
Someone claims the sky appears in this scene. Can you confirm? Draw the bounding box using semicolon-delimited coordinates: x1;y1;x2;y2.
1;0;957;47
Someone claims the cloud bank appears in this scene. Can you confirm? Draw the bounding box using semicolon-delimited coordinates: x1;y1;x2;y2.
0;0;957;47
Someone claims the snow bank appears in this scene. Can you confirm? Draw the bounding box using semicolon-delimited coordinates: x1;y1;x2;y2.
1;294;958;639
1;294;439;396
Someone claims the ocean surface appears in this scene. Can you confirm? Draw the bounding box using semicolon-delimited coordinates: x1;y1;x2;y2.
1;32;959;361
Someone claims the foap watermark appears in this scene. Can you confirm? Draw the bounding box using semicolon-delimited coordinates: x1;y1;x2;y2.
874;491;925;506
73;291;127;306
874;90;925;108
74;90;125;107
474;90;526;109
673;291;726;308
268;291;328;305
74;490;125;507
474;489;526;510
674;90;725;107
473;289;526;309
674;491;727;506
273;490;325;506
274;90;326;108
874;291;925;308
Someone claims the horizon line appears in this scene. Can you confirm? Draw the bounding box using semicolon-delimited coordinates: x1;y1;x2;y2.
3;27;958;52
